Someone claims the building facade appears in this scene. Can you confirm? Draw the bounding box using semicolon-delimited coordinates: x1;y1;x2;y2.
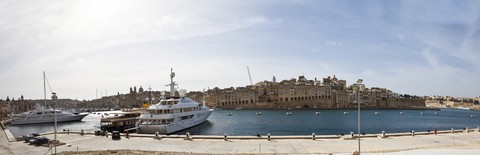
205;75;426;109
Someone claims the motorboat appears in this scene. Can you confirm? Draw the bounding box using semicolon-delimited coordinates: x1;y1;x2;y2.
136;69;213;134
100;111;141;133
10;108;87;125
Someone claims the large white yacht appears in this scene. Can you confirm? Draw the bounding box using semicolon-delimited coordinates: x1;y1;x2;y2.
10;72;88;125
136;69;213;134
10;108;88;125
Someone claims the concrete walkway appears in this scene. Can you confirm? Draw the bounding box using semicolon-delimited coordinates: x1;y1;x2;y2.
2;130;480;154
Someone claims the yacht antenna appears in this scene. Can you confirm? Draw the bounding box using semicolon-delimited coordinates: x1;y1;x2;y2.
167;68;178;97
148;85;152;104
247;66;253;85
202;88;206;107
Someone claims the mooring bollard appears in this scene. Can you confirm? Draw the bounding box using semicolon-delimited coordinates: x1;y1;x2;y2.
312;133;316;140
155;132;159;137
67;129;70;135
186;132;190;140
126;130;129;139
80;129;84;136
382;131;385;137
465;127;469;133
451;128;454;134
224;133;227;141
267;133;271;141
411;130;415;137
477;126;480;132
350;132;354;138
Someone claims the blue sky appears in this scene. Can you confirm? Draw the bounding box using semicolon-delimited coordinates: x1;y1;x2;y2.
1;0;479;100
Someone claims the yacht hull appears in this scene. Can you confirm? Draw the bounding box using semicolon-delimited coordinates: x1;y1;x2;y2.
10;114;88;125
137;110;212;134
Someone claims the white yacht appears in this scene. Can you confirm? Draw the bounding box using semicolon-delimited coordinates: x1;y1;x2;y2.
10;72;88;125
10;108;88;125
136;69;213;134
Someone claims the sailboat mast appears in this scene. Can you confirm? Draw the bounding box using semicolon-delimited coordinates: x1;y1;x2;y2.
43;71;46;108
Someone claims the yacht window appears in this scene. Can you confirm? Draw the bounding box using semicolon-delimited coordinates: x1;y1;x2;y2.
160;101;167;105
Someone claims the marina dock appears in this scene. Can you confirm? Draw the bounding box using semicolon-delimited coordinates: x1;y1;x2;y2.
2;128;480;154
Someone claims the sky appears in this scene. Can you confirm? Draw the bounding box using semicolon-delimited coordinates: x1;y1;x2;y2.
1;0;479;100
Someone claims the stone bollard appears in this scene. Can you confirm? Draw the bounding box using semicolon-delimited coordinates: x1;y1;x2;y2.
465;127;469;133
477;126;480;132
382;131;386;137
67;129;70;135
312;133;316;140
267;133;271;141
80;129;84;136
350;132;354;138
186;132;190;140
451;128;454;134
224;133;227;141
411;130;415;137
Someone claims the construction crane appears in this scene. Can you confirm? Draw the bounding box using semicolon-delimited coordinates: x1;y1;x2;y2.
247;66;253;85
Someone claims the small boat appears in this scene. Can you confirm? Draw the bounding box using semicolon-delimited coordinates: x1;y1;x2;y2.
315;112;321;115
100;112;141;133
235;107;243;110
227;112;233;116
374;112;380;115
343;112;349;115
434;112;438;115
471;115;475;118
420;112;424;115
286;112;292;115
400;112;404;115
256;112;262;115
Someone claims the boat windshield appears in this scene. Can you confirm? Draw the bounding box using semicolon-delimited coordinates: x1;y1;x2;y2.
159;100;178;106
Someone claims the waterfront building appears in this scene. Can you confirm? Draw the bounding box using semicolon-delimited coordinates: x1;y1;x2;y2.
205;75;426;109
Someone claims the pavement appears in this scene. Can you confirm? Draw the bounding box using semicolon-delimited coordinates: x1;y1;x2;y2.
1;129;480;155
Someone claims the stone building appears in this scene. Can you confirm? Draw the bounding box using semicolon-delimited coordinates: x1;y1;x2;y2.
204;75;426;109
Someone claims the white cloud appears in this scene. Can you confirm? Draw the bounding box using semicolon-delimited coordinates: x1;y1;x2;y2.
421;48;440;68
324;40;343;47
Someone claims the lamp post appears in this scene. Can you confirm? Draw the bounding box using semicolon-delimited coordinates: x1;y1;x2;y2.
51;92;58;155
353;79;365;155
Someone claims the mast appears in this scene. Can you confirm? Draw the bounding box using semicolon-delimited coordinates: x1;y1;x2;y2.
169;68;176;97
247;66;253;86
43;71;47;108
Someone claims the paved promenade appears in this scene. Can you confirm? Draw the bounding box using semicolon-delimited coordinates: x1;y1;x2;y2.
2;129;480;155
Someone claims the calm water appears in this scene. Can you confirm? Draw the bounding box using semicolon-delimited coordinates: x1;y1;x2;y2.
7;109;480;137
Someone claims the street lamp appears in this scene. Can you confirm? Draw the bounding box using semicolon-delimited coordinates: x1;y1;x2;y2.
51;92;58;155
352;79;365;155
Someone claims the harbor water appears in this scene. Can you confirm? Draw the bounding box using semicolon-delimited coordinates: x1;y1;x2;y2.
7;109;480;137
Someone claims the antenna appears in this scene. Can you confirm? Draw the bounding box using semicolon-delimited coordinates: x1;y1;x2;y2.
247;66;253;85
167;68;178;97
